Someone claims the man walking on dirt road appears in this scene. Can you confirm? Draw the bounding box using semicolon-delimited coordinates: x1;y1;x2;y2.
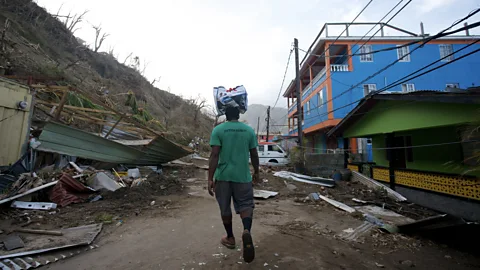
208;106;260;263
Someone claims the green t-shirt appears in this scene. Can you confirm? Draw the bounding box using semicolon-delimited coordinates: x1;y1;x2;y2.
210;121;258;183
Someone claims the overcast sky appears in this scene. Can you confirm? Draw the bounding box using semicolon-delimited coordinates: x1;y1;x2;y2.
36;0;480;108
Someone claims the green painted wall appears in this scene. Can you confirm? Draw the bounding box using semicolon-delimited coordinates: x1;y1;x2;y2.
371;126;479;177
344;101;480;138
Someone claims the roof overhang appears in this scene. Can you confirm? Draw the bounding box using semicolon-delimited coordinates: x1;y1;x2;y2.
327;90;480;137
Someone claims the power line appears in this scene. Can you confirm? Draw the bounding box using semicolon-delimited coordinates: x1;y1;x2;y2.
301;0;375;68
300;0;411;59
272;47;294;109
280;0;410;128
282;0;374;135
300;7;480;113
299;7;480;59
300;8;479;60
297;140;479;151
301;38;480;123
297;21;480;122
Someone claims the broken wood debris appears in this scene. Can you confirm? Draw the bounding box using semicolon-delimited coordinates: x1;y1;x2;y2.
13;229;63;237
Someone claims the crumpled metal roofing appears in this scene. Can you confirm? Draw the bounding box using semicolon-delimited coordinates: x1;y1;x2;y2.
37;122;192;165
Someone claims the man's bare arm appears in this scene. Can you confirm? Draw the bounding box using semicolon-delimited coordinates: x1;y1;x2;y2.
249;148;260;183
209;146;221;181
208;146;221;196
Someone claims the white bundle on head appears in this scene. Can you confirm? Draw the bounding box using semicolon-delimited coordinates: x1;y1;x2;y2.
213;85;248;116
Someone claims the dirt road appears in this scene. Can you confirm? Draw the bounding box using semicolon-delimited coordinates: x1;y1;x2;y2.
44;179;480;270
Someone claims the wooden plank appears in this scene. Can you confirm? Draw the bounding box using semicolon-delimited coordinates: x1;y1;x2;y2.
30;84;70;91
70;88;164;137
35;100;118;115
13;228;63;236
36;104;149;136
104;116;123;138
54;92;68;120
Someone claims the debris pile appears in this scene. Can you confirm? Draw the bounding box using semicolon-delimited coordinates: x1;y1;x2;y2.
0;158;185;268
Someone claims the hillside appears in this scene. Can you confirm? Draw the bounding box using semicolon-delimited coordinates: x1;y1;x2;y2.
240;104;288;134
0;0;213;145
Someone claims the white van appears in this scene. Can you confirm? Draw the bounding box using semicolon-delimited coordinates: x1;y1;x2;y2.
257;142;289;166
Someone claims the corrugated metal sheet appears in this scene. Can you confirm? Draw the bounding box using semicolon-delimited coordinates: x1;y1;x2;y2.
0;78;32;166
135;136;193;165
49;174;93;207
37;122;144;163
37;122;192;165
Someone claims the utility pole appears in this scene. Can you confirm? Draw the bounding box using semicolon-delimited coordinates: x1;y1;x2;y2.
294;38;303;147
256;116;260;141
266;106;271;142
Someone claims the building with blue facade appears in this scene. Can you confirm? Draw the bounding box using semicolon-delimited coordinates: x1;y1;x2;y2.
284;22;480;155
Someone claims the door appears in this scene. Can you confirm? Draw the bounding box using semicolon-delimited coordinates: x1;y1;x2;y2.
392;137;406;169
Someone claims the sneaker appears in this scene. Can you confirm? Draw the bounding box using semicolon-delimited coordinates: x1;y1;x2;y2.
242;230;255;263
221;236;236;249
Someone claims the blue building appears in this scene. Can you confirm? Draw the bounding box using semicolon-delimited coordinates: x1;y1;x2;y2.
284;22;480;156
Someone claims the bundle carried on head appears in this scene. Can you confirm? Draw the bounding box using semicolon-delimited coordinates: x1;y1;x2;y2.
213;85;248;116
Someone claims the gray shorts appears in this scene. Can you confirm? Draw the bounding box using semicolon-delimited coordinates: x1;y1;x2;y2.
215;181;254;216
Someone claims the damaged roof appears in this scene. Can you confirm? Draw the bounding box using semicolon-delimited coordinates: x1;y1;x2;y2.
36;121;192;165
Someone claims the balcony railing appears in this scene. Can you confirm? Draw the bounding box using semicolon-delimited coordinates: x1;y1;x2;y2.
330;64;349;72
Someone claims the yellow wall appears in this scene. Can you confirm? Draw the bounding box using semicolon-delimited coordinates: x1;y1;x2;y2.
0;79;32;166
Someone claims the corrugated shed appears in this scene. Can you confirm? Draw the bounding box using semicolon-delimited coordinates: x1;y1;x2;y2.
0;78;32;166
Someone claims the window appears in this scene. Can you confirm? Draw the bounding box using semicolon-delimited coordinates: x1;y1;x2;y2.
360;45;373;62
306;101;311;115
268;145;283;153
446;83;459;88
257;145;264;152
439;44;454;62
401;83;415;92
317;90;324;107
363;84;377;96
397;45;410;62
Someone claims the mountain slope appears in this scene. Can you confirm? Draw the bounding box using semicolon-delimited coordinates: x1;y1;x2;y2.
240;104;288;134
0;0;213;145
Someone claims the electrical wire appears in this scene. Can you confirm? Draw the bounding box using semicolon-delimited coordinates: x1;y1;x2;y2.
301;0;375;67
298;22;480;123
301;39;480;122
272;47;294;109
296;140;479;151
300;8;479;60
268;0;375;132
298;8;480;115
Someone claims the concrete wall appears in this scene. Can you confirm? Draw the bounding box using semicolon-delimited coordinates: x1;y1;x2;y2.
305;152;366;177
396;186;480;221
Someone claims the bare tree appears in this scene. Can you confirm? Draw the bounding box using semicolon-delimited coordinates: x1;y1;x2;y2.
66;10;88;33
123;52;133;65
188;94;208;122
54;5;88;34
92;24;109;52
151;76;161;86
141;61;149;76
